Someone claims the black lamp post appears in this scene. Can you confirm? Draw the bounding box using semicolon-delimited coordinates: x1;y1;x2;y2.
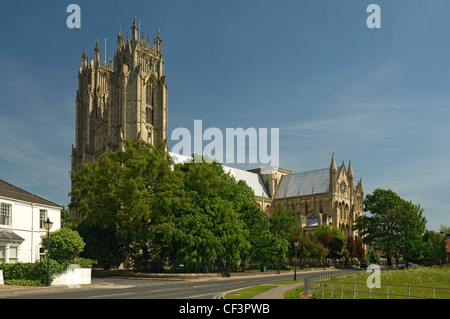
43;217;53;286
294;240;299;281
277;243;280;274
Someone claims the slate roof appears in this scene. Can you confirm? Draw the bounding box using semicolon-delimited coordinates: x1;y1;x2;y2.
274;166;342;199
0;179;60;208
0;229;24;242
222;166;270;198
169;152;270;198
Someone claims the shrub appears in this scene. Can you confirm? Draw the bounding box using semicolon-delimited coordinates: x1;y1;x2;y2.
41;227;85;264
0;260;66;286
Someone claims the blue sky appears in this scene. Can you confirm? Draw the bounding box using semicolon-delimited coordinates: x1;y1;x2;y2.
0;1;449;232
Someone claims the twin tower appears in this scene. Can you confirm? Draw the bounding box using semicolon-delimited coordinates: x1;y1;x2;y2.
72;18;167;172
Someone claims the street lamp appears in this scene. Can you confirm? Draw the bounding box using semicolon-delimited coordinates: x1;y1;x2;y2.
294;240;299;281
277;243;280;274
43;217;53;286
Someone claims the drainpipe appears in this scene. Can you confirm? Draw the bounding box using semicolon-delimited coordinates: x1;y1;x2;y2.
31;203;34;262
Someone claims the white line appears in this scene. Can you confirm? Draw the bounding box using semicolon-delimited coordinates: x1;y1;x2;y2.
88;292;136;299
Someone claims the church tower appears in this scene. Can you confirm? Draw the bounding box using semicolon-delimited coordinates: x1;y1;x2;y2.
72;18;168;173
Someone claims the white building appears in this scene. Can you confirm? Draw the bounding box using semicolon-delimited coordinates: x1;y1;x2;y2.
0;179;61;263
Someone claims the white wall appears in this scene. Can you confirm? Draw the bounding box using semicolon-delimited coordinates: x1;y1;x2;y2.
0;196;60;263
52;264;91;286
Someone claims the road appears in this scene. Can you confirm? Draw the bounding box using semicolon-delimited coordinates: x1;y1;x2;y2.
0;270;333;299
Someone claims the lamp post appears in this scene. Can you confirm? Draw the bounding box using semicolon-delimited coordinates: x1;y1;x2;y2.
294;240;299;281
43;217;53;286
277;243;280;274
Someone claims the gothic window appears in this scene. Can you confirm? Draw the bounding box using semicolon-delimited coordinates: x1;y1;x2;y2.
146;107;153;125
305;203;309;215
146;80;154;106
319;201;324;214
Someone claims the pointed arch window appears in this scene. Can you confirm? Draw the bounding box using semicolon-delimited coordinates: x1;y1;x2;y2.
146;80;154;106
146;107;153;125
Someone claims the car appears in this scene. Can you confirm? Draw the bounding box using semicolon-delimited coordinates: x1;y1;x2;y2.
360;262;369;269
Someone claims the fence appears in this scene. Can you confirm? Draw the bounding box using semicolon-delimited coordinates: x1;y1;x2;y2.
304;269;450;299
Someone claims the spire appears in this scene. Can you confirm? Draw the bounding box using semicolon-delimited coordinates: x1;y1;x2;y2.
348;161;354;178
94;40;100;65
131;17;138;42
81;46;87;68
330;153;337;194
330;153;337;171
156;28;162;52
358;178;364;194
117;26;123;47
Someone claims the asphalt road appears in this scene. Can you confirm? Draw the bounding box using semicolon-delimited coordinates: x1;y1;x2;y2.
0;271;322;299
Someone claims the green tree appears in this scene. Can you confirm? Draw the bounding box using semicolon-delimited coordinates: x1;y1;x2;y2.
439;225;450;234
76;223;127;270
422;230;447;264
41;227;85;263
395;202;427;266
69;140;188;270
365;250;380;263
286;231;328;268
355;188;427;267
171;159;251;272
311;224;346;262
268;206;300;240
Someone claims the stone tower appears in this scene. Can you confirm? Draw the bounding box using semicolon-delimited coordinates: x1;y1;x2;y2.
72;18;168;173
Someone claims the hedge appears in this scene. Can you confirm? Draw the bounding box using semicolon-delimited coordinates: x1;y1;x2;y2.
0;260;67;286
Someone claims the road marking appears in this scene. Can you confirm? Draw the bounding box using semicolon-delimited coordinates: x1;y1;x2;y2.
88;292;136;298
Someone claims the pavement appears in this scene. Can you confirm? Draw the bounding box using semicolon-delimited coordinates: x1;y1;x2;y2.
250;281;304;299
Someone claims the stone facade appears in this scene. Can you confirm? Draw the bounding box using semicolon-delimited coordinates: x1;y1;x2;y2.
250;154;364;238
72;18;167;173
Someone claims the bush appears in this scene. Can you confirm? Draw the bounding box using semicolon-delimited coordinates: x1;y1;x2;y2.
41;228;85;264
0;260;67;286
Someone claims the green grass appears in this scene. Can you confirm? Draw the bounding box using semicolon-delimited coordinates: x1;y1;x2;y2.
225;285;278;299
225;279;303;299
285;285;304;299
309;266;450;299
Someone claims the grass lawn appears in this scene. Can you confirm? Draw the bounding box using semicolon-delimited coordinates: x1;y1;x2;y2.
310;266;450;299
225;285;278;299
225;279;305;299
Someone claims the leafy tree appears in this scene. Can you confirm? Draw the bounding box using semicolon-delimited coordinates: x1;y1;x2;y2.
69;140;188;270
41;227;85;263
422;230;447;264
76;223;128;270
439;225;450;234
365;250;380;263
311;224;346;261
268;206;300;240
171;159;251;272
354;188;427;267
395;201;427;266
286;231;328;268
346;236;365;261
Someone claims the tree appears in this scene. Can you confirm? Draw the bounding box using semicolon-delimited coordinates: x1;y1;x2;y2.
365;250;380;263
346;236;365;261
76;223;127;270
354;188;427;267
286;231;328;268
439;225;450;234
311;224;346;262
395;202;427;266
70;140;188;270
268;206;300;240
422;230;447;264
41;227;85;264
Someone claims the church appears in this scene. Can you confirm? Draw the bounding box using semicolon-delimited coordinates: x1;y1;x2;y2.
71;18;364;238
